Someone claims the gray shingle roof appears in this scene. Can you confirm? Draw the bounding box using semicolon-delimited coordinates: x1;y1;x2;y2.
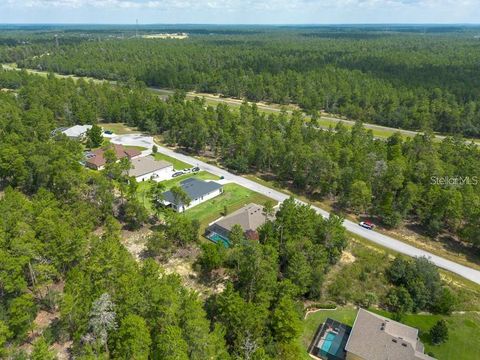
345;309;436;360
163;178;222;205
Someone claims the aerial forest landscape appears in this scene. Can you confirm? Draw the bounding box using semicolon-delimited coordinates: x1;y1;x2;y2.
0;1;480;359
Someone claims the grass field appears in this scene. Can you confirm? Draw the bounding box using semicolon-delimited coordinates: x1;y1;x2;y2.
101;122;140;135
152;152;192;170
303;308;480;360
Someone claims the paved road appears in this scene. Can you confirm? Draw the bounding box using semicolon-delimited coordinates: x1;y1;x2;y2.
111;133;480;285
4;63;477;144
149;87;478;144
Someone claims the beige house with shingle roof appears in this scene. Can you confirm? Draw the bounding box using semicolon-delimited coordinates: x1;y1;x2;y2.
128;156;173;182
345;309;435;360
206;203;273;241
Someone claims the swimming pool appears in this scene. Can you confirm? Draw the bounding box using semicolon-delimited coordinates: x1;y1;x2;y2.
208;232;231;247
321;332;337;352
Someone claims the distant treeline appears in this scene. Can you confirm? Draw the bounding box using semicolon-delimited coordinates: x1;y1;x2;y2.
5;30;480;136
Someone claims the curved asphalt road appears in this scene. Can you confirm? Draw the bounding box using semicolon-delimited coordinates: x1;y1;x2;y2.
111;134;480;285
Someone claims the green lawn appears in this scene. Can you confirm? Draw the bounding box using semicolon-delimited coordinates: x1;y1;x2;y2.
101;122;140;135
302;308;480;360
136;174;274;235
136;171;220;212
153;152;192;170
183;183;273;231
303;308;357;350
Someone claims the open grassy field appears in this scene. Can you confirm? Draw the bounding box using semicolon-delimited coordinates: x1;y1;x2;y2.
152;152;192;170
303;308;480;360
101;122;140;135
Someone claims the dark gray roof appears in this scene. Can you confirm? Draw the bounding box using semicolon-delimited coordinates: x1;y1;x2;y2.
163;178;222;205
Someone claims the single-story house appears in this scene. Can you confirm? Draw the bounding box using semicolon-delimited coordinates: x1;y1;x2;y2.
128;156;173;182
85;144;142;170
309;308;436;360
52;125;93;140
206;203;273;245
162;178;223;213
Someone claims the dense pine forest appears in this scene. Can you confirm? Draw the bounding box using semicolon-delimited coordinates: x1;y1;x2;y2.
2;26;480;136
1;26;480;359
1;68;472;359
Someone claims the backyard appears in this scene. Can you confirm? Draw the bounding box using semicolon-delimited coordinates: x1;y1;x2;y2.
303;308;480;360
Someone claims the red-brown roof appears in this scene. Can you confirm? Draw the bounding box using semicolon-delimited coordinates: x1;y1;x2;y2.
85;144;141;169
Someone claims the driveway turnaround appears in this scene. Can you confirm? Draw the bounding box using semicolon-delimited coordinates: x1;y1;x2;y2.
112;134;480;285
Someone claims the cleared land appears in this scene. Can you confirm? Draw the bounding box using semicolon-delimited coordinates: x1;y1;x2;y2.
303;308;480;360
102;122;140;135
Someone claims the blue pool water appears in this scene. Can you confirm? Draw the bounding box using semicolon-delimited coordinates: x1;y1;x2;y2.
208;233;231;247
321;332;336;352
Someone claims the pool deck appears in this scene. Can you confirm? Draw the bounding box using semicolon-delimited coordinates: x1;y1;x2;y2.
309;318;352;360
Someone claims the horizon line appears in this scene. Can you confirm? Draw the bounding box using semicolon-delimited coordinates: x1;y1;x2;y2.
1;22;480;26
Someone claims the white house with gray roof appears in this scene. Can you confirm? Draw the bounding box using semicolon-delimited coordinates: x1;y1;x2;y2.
162;178;223;212
128;156;173;182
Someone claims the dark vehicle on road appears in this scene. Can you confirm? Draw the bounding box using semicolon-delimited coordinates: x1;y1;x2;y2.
172;171;184;178
192;167;200;172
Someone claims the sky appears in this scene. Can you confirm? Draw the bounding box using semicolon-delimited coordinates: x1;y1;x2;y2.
0;0;479;24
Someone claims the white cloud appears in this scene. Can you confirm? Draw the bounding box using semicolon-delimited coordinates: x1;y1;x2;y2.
2;0;480;23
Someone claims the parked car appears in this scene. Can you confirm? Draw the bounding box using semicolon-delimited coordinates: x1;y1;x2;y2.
183;168;191;173
172;171;184;178
359;221;375;230
192;167;200;172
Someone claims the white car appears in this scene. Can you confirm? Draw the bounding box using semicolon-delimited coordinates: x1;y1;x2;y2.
359;221;375;230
